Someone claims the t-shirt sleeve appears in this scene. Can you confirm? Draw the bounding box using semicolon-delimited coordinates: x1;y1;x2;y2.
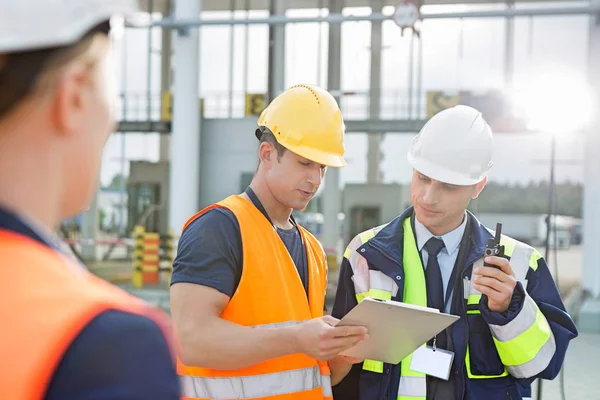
45;309;180;400
170;208;243;298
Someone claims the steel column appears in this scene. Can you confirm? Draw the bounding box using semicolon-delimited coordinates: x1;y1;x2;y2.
582;2;600;300
322;0;344;262
367;0;384;184
267;0;286;101
168;0;202;233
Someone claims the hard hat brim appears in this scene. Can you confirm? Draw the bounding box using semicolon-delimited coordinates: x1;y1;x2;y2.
288;144;346;168
255;126;346;167
407;153;489;186
0;1;139;53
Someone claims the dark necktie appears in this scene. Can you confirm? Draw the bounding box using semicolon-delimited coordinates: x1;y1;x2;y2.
425;237;447;349
425;237;445;312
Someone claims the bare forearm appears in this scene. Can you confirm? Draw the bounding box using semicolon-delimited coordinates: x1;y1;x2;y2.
328;356;353;386
179;316;300;370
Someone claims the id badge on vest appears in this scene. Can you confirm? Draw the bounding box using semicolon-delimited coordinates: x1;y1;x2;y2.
410;338;455;381
410;280;456;381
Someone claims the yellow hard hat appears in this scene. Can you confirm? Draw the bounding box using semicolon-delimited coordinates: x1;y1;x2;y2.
256;84;346;167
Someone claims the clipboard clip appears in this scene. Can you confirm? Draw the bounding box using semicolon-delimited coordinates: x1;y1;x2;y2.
367;296;387;303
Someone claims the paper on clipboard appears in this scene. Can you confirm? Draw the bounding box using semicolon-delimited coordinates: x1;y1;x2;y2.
335;297;460;364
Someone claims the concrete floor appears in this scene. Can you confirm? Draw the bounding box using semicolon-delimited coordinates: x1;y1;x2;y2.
530;331;600;400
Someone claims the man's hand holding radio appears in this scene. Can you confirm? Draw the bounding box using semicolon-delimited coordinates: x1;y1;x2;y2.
473;256;517;313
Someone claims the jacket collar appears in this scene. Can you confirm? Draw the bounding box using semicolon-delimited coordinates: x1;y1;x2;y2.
365;207;412;264
363;206;493;272
468;210;494;260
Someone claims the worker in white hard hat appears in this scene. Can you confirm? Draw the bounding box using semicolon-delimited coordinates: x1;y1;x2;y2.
0;2;180;399
331;105;578;400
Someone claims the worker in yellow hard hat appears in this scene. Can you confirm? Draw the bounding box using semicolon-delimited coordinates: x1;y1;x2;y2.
170;84;368;399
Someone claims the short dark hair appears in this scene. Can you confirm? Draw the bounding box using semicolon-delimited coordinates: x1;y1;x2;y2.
256;126;286;160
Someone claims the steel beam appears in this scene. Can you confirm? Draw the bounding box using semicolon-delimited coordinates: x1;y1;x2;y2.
118;121;172;132
117;118;428;133
137;4;600;29
138;0;593;13
345;118;427;133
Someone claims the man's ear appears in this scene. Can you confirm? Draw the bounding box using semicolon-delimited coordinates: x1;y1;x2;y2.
258;142;274;167
471;176;488;199
51;63;89;137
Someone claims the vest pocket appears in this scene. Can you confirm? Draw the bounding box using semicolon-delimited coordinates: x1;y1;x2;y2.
468;377;523;400
467;314;506;377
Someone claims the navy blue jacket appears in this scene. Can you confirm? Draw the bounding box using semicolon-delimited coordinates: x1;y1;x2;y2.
331;208;578;400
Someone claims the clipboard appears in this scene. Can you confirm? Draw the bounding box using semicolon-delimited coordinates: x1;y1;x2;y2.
335;297;460;364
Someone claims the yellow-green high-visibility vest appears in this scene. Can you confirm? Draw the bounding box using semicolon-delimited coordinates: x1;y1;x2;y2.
344;217;550;399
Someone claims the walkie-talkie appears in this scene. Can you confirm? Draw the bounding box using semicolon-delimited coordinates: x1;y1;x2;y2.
484;223;504;269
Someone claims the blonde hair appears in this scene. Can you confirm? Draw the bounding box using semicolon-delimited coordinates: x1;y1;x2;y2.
0;25;110;119
36;33;110;93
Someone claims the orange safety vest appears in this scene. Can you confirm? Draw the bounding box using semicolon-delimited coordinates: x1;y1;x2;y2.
177;194;333;400
0;229;175;400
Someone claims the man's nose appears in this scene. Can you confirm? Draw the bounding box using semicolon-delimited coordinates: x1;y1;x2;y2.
422;185;439;205
307;168;323;188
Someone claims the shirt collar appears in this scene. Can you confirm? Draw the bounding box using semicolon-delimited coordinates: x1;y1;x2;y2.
18;212;63;247
415;212;467;256
0;205;86;270
0;204;72;252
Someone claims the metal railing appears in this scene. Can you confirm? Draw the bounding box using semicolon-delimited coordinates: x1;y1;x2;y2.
116;88;472;121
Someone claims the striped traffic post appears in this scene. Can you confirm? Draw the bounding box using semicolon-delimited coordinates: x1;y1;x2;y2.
132;225;145;289
143;232;160;285
160;229;176;285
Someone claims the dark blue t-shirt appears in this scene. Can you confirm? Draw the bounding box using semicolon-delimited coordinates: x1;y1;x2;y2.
171;188;309;298
0;206;180;399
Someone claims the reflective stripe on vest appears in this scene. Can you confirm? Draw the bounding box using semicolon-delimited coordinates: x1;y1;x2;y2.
490;294;556;378
181;365;332;399
344;219;427;399
179;320;332;399
396;217;427;400
176;196;332;400
344;218;554;394
463;235;554;379
465;235;539;314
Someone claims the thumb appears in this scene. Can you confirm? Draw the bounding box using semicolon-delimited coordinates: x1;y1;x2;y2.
321;315;340;326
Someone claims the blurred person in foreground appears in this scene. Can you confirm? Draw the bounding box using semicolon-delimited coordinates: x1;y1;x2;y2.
331;105;578;400
170;84;368;399
0;2;180;399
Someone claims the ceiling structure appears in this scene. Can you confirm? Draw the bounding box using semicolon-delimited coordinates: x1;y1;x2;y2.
138;0;585;13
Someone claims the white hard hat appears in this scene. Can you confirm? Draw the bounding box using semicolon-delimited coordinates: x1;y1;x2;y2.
0;1;139;53
407;105;494;186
